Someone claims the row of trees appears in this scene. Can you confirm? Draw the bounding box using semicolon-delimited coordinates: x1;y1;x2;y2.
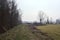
38;11;60;25
39;11;50;24
32;11;54;25
28;11;60;26
0;0;22;33
25;11;53;26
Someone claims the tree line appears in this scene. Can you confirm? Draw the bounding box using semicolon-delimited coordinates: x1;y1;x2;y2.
0;0;22;33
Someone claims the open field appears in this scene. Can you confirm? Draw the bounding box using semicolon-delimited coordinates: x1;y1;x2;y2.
37;24;60;40
0;24;53;40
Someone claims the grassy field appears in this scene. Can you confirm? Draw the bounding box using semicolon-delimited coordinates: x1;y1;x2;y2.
0;24;40;40
37;24;60;40
0;24;59;40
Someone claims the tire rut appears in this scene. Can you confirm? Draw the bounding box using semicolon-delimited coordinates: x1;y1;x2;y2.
28;25;54;40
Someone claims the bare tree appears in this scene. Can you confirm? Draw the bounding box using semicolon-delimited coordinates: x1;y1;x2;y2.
18;9;22;24
50;17;53;24
46;16;49;24
38;11;46;25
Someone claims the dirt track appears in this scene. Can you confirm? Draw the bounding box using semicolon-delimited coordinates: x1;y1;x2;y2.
28;25;54;40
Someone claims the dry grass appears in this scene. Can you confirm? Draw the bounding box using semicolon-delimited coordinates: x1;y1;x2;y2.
37;24;60;40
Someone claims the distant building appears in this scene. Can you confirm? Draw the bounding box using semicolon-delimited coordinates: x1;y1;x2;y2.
56;19;60;24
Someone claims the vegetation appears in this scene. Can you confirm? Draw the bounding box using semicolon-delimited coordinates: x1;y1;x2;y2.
0;0;21;34
0;24;54;40
0;25;40;40
38;11;47;24
0;0;60;40
37;24;60;40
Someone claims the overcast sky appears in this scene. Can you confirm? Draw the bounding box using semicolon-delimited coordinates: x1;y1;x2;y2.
16;0;60;22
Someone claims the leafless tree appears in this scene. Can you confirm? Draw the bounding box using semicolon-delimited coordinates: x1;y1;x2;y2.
38;11;47;24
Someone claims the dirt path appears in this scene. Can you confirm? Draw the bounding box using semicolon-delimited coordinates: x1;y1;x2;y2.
28;25;54;40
